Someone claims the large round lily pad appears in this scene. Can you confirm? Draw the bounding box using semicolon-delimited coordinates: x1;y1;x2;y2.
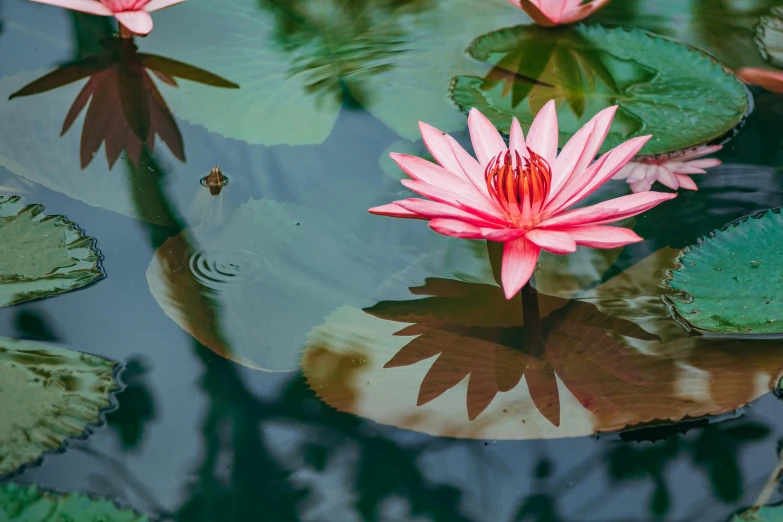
146;199;400;372
0;195;103;307
0;338;118;477
302;249;783;440
0;483;147;521
450;24;750;155
665;210;783;335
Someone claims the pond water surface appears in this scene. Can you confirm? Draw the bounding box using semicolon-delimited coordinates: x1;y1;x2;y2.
2;1;783;521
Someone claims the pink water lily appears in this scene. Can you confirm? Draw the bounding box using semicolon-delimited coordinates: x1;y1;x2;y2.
510;0;611;27
370;102;676;299
613;145;723;193
737;67;783;94
28;0;185;35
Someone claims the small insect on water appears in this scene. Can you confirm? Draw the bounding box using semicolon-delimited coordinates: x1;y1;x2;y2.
200;166;229;196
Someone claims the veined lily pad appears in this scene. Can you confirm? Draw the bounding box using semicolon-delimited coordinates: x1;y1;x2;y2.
302;249;783;440
0;338;118;477
665;210;783;335
0;195;103;307
756;7;783;68
450;24;749;155
0;483;147;521
146;199;398;372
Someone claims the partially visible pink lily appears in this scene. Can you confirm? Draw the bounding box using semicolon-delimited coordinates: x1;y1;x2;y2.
613;145;722;193
509;0;611;27
737;67;783;94
370;102;676;299
28;0;186;36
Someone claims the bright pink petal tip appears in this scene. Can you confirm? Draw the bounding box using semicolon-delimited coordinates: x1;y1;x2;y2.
114;11;154;35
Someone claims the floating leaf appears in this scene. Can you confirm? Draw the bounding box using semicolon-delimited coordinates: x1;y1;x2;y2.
141;0;422;145
0;195;103;307
665;210;783;335
0;338;118;477
0;483;147;521
302;249;783;440
450;24;749;155
146;199;400;372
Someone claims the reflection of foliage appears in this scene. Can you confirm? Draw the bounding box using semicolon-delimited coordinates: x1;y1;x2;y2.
258;0;429;105
609;423;770;517
513;459;564;522
451;23;748;155
9;30;237;168
107;357;156;451
366;274;657;426
13;310;60;342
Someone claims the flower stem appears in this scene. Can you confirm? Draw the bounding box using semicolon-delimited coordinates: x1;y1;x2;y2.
118;23;133;39
521;275;545;357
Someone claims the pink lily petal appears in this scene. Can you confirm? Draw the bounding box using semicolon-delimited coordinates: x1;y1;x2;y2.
540;191;677;228
737;68;783;94
673;145;723;161
558;0;610;24
28;0;113;14
670;166;708;175
429;219;484;239
468;108;507;166
509;117;527;157
448;135;492;197
548;135;651;214
418;122;469;180
369;202;424;219
401;179;504;221
526;100;558;166
525;229;577;254
624;164;650;183
480;228;527;242
501;237;541;299
629;179;653;193
558;225;643;248
396;198;501;228
676;174;699;190
550;119;595;198
115;11;153;35
681;158;721;169
654;165;680;190
143;0;186;11
391;153;469;189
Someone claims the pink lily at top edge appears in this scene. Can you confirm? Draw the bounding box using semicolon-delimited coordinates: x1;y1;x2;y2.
509;0;611;27
613;145;723;193
27;0;186;35
737;67;783;94
369;101;677;300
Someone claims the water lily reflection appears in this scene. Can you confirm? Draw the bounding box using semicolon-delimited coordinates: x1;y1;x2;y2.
9;36;238;168
303;248;783;440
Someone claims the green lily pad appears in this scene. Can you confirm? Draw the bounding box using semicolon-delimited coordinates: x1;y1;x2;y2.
146;199;399;372
0;338;118;477
0;483;147;521
0;195;103;307
665;210;783;335
756;7;783;68
450;24;749;155
733;504;783;521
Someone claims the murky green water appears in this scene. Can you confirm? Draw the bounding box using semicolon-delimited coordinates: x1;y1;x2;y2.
2;1;783;521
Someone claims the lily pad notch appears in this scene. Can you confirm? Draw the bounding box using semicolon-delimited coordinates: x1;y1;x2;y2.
663;209;783;337
449;23;751;156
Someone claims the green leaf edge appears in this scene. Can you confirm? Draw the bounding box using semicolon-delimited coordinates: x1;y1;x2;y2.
661;208;783;339
0;195;106;307
0;345;123;480
449;23;753;157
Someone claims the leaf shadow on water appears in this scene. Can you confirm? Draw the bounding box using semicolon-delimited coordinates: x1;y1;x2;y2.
6;14;237;170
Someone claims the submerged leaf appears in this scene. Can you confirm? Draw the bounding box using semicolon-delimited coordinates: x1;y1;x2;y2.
0;483;147;521
734;504;783;521
0;195;103;307
0;339;118;477
450;24;749;155
147;199;398;371
666;209;783;335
